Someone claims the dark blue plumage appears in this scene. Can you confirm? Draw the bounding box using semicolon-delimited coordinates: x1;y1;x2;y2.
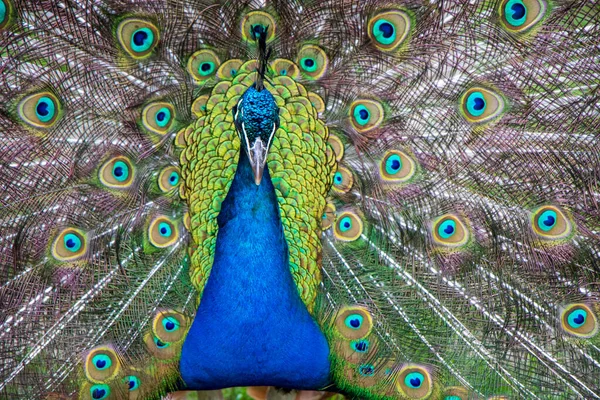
179;150;330;389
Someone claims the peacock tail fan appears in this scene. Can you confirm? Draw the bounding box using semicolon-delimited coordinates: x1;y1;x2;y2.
0;0;599;399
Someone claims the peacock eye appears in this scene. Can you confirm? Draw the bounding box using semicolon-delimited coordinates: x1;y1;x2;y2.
327;134;345;162
117;19;159;58
124;375;140;391
100;156;134;188
148;216;178;248
404;371;424;389
561;304;598;338
187;49;220;82
308;92;325;113
351;339;370;353
349;99;384;134
442;387;469;400
158;166;181;192
241;11;276;43
89;384;110;400
379;150;416;183
332;167;354;193
18;92;61;128
162;316;180;332
270;58;299;79
368;10;411;51
52;228;87;261
334;211;363;242
499;0;547;32
154;337;170;348
335;306;373;339
0;0;11;29
358;363;375;377
142;102;175;135
321;203;336;230
85;347;120;383
396;365;433;398
432;214;469;247
91;354;112;371
531;205;572;240
297;45;328;80
217;59;243;79
460;87;505;124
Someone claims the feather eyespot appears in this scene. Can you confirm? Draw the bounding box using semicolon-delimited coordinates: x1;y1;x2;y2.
432;215;469;248
334;211;363;242
124;375;140;391
52;228;87;261
148;216;178;248
143;332;180;360
0;0;12;29
187;50;220;82
332;167;353;193
499;0;547;32
335;306;373;339
308;92;325;113
117;19;159;59
271;59;300;79
89;384;110;400
321;203;336;230
152;310;188;344
460;87;505;124
18;92;61;128
327;133;344;162
297;45;328;80
100;156;134;189
191;95;209;117
84;346;120;383
158;166;180;192
443;386;469;400
367;10;411;52
241;11;276;42
561;304;598;338
379;150;416;182
142;102;175;135
396;365;433;399
531;205;572;239
217;59;243;80
349;99;384;134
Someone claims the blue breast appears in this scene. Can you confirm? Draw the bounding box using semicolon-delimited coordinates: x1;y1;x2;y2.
179;150;331;389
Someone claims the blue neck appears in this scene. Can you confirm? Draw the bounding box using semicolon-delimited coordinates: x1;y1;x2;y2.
180;151;330;389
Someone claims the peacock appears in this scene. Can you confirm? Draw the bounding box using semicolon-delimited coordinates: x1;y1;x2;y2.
1;0;599;399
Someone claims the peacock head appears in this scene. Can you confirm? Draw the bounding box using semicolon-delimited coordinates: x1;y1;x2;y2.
233;85;280;185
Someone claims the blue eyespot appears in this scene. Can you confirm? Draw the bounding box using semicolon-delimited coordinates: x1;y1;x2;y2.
385;154;402;175
405;371;424;389
154;337;170;348
344;313;363;330
505;0;527;27
445;397;462;400
90;384;110;400
280;69;287;76
301;57;317;72
358;364;375;377
373;19;396;45
168;171;179;185
125;375;141;391
334;172;343;184
537;210;557;231
158;222;172;238
198;61;216;76
35;97;56;123
353;105;370;126
112;160;129;182
92;354;112;371
0;2;6;25
230;68;237;76
351;339;369;353
466;91;487;117
154;107;171;128
131;27;154;53
63;233;82;253
568;308;587;329
162;316;180;332
339;216;352;232
438;219;456;239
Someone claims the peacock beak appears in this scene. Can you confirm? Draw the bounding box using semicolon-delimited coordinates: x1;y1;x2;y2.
241;122;277;185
